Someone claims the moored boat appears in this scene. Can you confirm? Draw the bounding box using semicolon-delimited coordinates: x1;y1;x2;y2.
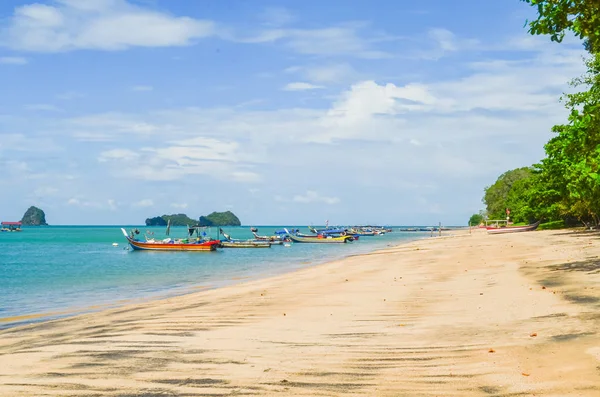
219;230;272;248
121;228;219;251
486;221;541;235
288;234;353;243
250;227;286;242
1;221;22;232
220;241;271;248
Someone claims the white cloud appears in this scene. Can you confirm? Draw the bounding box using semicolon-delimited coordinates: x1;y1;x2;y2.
1;0;216;52
69;113;161;141
107;199;117;210
240;24;391;59
283;82;324;91
302;63;356;84
132;85;153;91
171;202;188;209
261;7;294;27
98;148;140;162
133;199;153;208
293;190;340;205
97;136;262;182
0;56;28;64
231;171;262;183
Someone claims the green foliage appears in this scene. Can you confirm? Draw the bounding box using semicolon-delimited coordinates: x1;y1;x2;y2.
468;213;484;226
21;206;48;226
145;214;197;226
522;0;600;52
536;53;600;225
145;216;167;226
538;220;566;230
483;167;533;220
198;211;241;226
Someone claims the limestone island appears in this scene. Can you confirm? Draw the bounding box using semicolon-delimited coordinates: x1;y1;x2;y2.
145;211;241;227
21;206;48;226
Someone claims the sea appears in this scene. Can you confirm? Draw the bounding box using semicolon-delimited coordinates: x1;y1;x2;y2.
0;225;436;329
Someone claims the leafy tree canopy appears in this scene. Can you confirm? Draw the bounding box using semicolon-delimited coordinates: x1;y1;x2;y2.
468;213;484;226
522;0;600;52
483;167;533;220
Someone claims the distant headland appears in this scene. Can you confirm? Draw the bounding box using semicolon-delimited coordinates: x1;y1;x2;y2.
21;206;48;226
145;211;241;227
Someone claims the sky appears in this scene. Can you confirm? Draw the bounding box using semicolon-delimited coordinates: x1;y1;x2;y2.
0;0;589;226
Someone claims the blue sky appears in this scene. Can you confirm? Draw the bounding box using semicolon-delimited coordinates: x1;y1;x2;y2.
0;0;588;225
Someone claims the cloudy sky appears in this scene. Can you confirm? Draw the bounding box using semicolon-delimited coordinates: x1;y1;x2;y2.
0;0;587;226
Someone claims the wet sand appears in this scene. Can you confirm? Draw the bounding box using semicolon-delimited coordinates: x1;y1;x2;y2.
1;229;599;396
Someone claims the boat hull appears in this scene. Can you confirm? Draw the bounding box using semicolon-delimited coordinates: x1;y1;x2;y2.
289;234;352;243
486;221;541;235
220;241;271;248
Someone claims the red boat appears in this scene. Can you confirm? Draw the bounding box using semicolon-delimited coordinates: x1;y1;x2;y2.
121;228;219;251
486;221;541;235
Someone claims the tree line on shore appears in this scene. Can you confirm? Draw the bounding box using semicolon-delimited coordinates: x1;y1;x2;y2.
471;0;600;228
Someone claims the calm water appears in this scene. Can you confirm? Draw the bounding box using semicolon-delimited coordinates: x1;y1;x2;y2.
0;225;429;328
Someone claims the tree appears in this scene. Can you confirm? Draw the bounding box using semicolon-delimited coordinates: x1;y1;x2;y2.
535;53;600;225
522;0;600;52
483;167;533;220
468;213;484;226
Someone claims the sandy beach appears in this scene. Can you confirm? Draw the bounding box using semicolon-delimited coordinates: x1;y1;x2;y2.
1;229;599;396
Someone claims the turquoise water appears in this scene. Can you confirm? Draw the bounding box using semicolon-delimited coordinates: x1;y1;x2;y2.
0;226;426;328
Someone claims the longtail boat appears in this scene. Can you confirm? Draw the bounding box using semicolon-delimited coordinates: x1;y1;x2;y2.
288;234;353;243
1;221;22;232
250;227;286;242
219;230;271;248
121;228;219;251
486;221;541;235
220;241;271;248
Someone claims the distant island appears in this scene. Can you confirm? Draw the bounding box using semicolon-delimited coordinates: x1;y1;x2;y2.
145;211;241;227
21;206;48;226
199;211;241;227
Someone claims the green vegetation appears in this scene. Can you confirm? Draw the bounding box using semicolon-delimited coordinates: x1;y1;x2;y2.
522;0;600;52
468;213;484;226
538;220;566;230
483;168;533;222
145;214;198;226
198;211;241;227
21;206;48;226
471;3;600;229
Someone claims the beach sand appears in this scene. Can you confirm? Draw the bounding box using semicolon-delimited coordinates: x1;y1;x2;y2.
1;229;599;396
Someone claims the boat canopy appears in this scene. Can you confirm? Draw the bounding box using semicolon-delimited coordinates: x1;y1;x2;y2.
321;228;346;234
1;222;22;226
275;229;295;235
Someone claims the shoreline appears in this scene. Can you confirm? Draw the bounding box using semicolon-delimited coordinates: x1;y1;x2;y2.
1;229;598;395
0;231;435;330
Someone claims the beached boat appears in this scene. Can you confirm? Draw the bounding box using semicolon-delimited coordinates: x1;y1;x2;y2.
486;221;541;235
121;228;219;251
288;234;353;243
1;222;22;232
